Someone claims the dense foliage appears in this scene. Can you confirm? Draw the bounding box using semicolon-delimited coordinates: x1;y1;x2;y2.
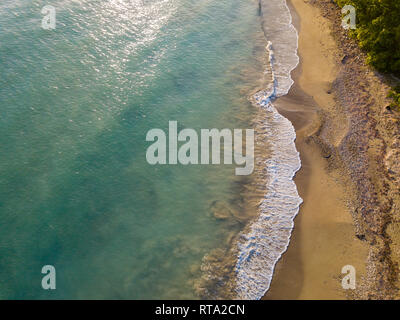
336;0;400;76
388;86;400;109
336;0;400;109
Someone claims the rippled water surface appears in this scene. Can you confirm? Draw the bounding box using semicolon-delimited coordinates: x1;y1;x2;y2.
0;0;301;299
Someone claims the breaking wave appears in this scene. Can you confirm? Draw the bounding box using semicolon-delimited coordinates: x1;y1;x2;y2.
234;0;302;300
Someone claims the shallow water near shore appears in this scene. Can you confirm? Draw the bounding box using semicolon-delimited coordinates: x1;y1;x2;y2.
0;0;301;299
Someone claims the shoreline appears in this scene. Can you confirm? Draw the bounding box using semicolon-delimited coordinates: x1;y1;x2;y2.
263;0;400;299
265;0;369;298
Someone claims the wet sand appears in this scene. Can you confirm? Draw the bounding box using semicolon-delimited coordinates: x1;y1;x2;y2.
263;0;369;299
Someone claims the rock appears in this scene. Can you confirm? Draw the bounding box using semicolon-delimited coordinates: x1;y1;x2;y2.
356;234;366;241
209;200;232;220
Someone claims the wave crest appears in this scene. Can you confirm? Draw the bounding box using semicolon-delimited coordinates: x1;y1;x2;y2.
234;0;302;300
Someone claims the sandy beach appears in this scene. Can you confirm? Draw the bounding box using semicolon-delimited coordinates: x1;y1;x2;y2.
264;0;400;299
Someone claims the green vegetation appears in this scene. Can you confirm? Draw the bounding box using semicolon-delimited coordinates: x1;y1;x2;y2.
336;0;400;75
336;0;400;109
388;86;400;110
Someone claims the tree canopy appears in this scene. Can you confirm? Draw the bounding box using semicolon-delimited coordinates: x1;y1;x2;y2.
337;0;400;76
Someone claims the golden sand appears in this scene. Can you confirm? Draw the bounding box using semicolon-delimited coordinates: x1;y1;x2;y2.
264;0;369;299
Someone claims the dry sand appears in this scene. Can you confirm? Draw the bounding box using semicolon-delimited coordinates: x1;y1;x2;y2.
264;0;400;300
264;0;370;299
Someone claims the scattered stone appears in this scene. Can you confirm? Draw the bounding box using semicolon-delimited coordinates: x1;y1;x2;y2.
209;200;232;220
356;234;366;241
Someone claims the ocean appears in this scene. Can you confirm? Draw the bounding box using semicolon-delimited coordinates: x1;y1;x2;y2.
0;0;301;299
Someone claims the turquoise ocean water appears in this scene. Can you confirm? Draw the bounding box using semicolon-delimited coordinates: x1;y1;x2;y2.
0;0;301;299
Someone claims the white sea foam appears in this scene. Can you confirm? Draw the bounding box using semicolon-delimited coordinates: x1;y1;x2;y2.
234;0;302;300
